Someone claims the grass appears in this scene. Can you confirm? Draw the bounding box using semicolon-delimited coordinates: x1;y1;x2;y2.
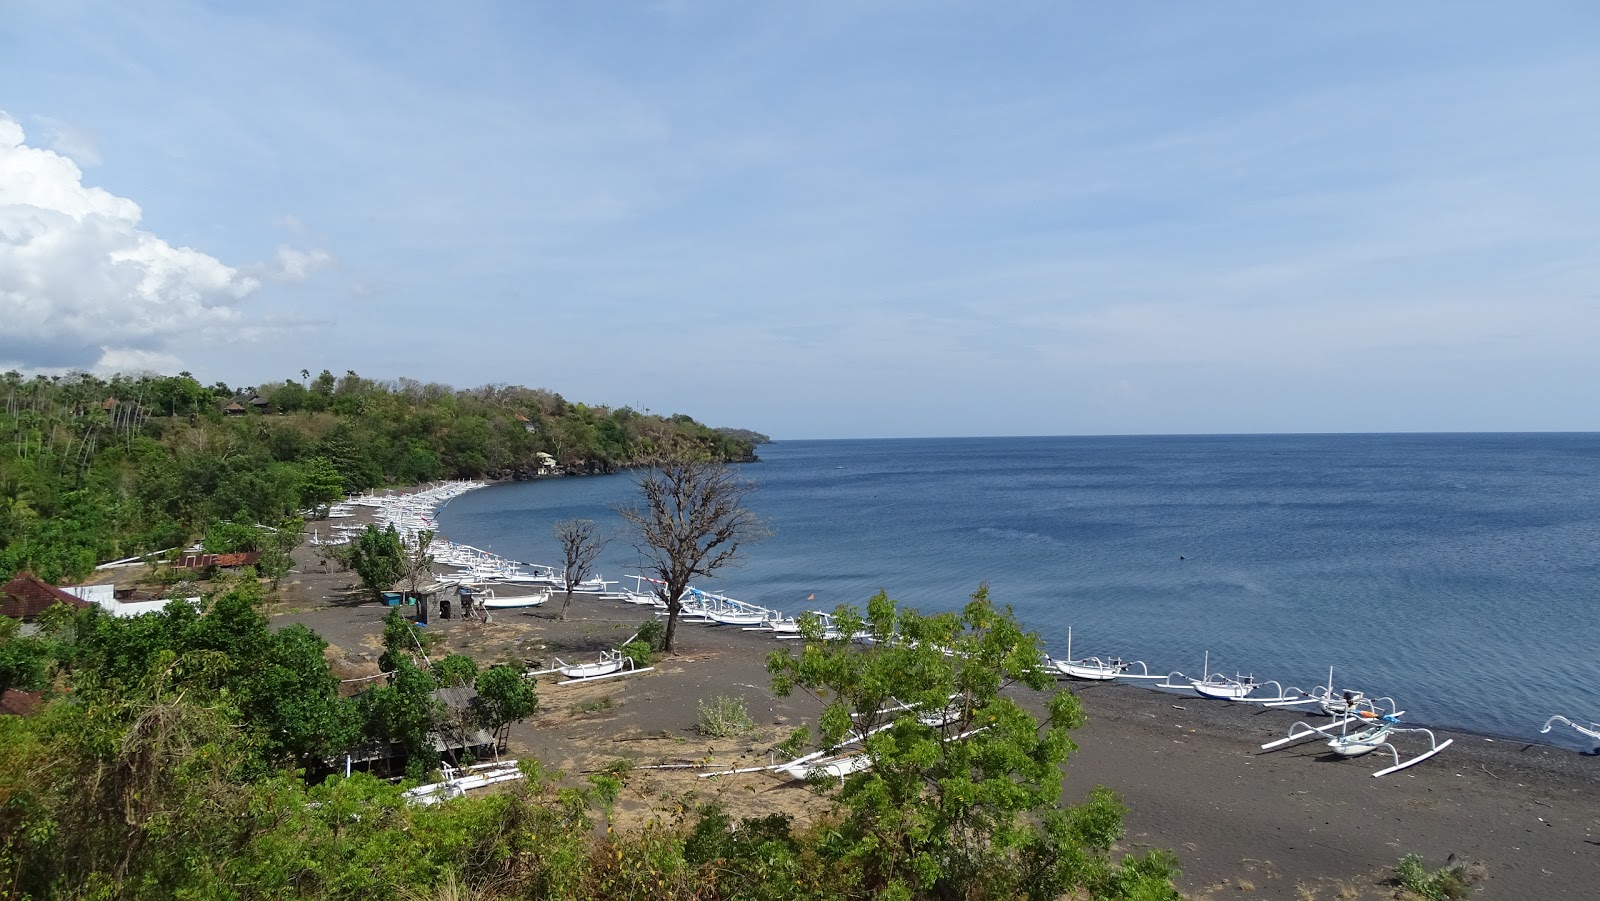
569;696;615;715
696;695;756;738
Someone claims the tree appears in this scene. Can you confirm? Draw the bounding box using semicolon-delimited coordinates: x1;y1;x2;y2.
553;518;609;621
398;528;436;603
377;607;429;673
257;516;305;592
617;460;767;653
237;623;360;769
297;457;345;517
359;657;442;778
475;664;537;751
0;617;50;694
348;524;405;602
766;587;1181;900
432;653;478;687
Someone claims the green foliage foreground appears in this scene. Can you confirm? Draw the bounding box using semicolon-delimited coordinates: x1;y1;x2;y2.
0;586;1178;900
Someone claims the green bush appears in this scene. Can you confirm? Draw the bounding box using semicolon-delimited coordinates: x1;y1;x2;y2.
620;640;652;668
697;694;756;737
1395;853;1478;900
634;618;666;652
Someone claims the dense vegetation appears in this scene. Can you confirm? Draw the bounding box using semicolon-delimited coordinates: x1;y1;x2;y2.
0;368;758;583
0;586;1180;900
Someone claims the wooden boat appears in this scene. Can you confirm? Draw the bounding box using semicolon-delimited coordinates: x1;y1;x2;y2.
1326;719;1396;757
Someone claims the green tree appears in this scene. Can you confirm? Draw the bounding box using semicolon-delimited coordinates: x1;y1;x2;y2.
766;587;1181;900
474;664;537;751
433;652;478;687
297;456;345;517
377;607;429;673
237;623;361;769
256;516;305;592
349;524;405;602
0;616;50;694
359;657;442;777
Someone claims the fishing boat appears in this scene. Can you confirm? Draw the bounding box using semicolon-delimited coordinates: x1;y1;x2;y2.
1540;715;1600;747
1326;717;1397;757
1157;652;1267;700
475;587;551;609
525;649;651;684
1043;626;1154;681
402;760;525;806
1260;712;1452;777
1261;668;1401;717
777;752;872;781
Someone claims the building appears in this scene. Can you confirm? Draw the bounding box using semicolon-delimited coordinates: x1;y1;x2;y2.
60;583;201;618
1;573;91;635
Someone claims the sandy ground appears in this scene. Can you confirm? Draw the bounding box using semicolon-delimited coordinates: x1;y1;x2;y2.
260;520;1600;900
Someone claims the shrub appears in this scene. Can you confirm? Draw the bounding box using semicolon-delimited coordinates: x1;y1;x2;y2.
1395;853;1479;900
634;619;666;652
697;695;755;737
620;640;652;668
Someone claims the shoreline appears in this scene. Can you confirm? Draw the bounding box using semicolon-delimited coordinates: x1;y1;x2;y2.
270;536;1600;899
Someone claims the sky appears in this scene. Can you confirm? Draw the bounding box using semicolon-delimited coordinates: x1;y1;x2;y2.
2;1;1597;439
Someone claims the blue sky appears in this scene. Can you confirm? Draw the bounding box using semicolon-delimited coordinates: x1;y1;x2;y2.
2;1;1597;438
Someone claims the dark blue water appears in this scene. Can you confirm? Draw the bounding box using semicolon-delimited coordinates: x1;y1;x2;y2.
436;434;1600;747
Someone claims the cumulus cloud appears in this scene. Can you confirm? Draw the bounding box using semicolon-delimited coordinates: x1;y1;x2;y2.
0;111;262;372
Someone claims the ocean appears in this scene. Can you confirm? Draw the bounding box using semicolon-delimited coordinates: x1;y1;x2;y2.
434;434;1600;747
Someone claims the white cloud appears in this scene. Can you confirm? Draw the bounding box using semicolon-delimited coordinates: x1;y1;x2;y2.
0;111;262;372
92;347;183;375
266;245;335;282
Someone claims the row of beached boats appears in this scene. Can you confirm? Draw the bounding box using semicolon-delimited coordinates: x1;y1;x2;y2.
1039;628;1600;769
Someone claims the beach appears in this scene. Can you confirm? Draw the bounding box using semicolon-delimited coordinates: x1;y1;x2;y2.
271;538;1600;901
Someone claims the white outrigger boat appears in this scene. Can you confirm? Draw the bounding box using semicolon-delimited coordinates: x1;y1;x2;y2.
1540;715;1600;748
1260;667;1400;717
525;648;653;685
776;751;873;781
1158;651;1280;701
1260;712;1450;777
1043;626;1159;681
474;587;551;609
402;760;525;806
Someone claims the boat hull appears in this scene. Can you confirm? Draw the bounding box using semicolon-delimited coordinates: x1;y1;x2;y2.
1193;681;1254;700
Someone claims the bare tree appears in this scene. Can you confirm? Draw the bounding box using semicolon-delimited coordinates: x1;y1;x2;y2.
399;529;437;611
554;518;610;620
617;460;768;653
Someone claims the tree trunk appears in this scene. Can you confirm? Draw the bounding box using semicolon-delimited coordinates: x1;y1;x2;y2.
663;596;681;653
559;587;574;621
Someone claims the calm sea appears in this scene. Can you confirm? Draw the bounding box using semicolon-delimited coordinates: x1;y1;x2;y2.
435;434;1600;746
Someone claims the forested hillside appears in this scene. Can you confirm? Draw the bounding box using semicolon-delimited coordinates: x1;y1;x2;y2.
0;368;758;583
